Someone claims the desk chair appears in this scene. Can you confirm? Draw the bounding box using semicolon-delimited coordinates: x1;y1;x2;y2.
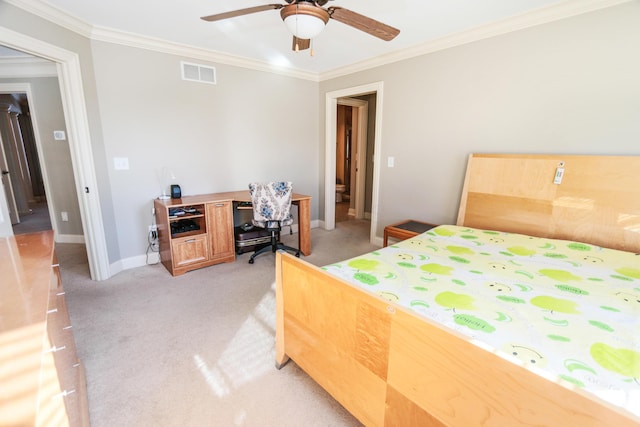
248;182;300;264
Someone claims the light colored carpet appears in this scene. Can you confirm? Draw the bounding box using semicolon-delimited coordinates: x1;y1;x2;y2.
57;220;379;427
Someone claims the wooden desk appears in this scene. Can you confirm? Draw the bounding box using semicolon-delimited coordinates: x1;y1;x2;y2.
154;191;312;275
225;190;311;256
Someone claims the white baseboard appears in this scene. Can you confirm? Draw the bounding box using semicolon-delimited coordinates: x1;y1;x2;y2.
55;233;85;244
110;252;161;276
110;221;321;275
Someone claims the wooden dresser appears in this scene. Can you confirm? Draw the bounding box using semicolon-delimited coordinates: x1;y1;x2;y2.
0;231;89;427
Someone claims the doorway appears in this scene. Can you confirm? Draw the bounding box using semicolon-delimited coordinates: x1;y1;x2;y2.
325;82;385;246
0;27;110;280
335;97;369;224
335;103;352;223
0;90;53;235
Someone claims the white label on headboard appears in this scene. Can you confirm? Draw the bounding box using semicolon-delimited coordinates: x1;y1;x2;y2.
553;167;565;184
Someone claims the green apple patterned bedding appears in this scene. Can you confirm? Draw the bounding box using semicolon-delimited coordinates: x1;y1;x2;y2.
322;225;640;418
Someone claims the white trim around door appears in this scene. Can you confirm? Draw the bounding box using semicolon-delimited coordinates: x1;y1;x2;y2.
325;81;384;246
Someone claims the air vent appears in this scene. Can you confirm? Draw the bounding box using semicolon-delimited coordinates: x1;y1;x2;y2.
181;61;216;84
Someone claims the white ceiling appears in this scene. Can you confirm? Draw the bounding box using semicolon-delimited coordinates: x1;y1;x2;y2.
4;0;628;77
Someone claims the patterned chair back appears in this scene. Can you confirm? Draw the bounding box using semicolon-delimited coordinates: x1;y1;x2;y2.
248;182;293;229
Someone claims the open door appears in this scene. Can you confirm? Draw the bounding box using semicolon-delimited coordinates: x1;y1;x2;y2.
0;130;19;228
0;171;14;237
337;97;368;220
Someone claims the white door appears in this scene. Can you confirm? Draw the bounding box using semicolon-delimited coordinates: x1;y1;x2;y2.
0;131;19;227
0;169;13;237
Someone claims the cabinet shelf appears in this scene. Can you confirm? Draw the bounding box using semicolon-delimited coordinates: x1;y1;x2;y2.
169;213;204;221
171;229;203;239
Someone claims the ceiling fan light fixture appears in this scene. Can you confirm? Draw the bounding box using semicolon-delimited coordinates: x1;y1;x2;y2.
281;4;329;39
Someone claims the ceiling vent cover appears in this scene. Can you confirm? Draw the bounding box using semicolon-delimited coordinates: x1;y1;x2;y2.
181;61;216;84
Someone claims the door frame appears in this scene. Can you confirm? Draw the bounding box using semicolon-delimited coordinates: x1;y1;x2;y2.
0;27;110;280
324;81;384;245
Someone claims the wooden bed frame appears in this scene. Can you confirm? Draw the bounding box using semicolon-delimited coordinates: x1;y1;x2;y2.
275;154;640;427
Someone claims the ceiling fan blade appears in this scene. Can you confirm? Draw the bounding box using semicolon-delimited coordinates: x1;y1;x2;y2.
327;7;399;41
201;4;283;22
292;37;310;51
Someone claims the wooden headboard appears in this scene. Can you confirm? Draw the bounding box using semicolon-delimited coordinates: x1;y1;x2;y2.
456;153;640;253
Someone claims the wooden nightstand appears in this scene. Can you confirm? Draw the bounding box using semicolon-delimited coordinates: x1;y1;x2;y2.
383;220;438;246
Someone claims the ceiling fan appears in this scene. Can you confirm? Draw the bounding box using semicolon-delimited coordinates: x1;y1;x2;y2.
201;0;400;52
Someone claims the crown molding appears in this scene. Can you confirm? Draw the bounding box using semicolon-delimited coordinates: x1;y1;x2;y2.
5;0;93;38
0;56;57;78
6;0;632;83
89;26;319;82
6;0;319;81
318;0;633;80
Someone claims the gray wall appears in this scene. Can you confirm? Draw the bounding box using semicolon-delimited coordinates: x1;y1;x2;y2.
0;1;119;262
320;1;640;237
90;41;320;260
2;1;639;271
1;1;318;267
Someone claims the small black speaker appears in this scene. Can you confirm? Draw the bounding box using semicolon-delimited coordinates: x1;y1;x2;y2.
170;184;181;199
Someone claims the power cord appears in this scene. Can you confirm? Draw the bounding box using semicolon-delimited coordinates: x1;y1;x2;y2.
146;228;160;265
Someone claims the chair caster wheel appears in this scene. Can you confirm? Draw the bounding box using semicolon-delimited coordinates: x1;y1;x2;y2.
248;258;254;264
295;251;300;258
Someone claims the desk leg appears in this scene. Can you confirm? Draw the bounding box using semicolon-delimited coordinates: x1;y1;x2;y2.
297;199;311;255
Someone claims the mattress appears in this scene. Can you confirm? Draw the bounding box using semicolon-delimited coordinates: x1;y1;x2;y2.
322;225;640;417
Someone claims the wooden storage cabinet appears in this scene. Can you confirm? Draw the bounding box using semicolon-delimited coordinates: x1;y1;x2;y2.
46;260;90;427
155;198;235;276
0;232;89;427
207;201;235;262
172;234;209;268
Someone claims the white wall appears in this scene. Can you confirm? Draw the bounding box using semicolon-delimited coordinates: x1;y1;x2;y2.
320;1;640;236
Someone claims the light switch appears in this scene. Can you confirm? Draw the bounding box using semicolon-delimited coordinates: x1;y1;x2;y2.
113;157;130;170
387;156;395;168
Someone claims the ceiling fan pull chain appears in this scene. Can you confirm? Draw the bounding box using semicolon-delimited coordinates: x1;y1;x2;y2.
310;39;315;57
295;3;299;41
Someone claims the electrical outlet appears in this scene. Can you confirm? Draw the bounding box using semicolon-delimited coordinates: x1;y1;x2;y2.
148;224;158;240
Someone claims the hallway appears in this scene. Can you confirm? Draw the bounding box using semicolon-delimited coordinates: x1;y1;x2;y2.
12;201;52;235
